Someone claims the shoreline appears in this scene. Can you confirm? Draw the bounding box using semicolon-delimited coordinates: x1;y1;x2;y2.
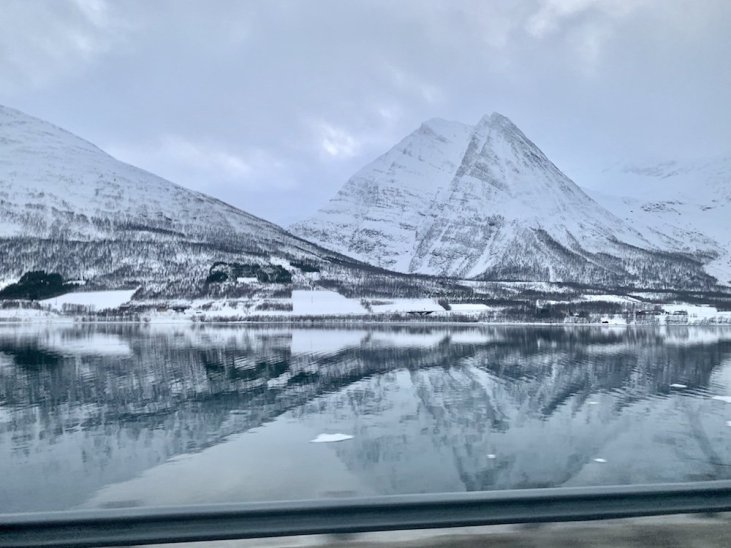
1;317;730;328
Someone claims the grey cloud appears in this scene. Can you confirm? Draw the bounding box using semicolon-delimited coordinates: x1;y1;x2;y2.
0;0;729;224
0;0;132;92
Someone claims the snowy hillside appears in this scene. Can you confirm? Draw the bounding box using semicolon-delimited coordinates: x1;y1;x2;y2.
0;104;375;297
0;104;316;249
293;118;475;272
292;114;715;289
589;158;731;285
1;103;724;301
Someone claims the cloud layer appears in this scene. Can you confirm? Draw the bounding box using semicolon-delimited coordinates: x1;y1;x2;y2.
1;0;729;224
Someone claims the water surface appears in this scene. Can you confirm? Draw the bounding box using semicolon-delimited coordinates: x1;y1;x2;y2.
1;324;731;513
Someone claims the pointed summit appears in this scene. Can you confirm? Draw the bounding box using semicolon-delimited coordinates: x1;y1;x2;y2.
477;111;513;127
292;113;713;288
475;112;529;139
474;112;551;165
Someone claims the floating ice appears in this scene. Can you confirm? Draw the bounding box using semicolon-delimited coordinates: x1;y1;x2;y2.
310;433;354;443
670;384;687;389
587;401;599;405
487;454;496;459
726;421;731;427
712;396;731;403
593;458;607;463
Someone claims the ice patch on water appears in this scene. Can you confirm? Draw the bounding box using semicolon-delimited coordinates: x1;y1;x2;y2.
712;396;731;403
310;433;354;443
587;401;599;405
487;454;496;459
593;458;607;463
670;384;687;389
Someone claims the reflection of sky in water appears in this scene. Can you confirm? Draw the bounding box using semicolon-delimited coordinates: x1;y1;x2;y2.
1;325;731;512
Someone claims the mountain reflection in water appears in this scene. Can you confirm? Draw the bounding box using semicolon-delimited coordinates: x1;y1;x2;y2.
1;324;731;512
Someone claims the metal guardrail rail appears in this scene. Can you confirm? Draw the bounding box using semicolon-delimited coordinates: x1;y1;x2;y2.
2;481;731;547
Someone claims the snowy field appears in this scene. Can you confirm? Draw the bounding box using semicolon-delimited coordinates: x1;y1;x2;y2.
292;290;366;316
0;279;15;291
153;294;730;325
41;289;137;311
1;287;730;325
0;306;63;321
662;304;731;324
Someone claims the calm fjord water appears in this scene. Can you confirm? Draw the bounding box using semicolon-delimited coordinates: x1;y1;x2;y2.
1;324;731;513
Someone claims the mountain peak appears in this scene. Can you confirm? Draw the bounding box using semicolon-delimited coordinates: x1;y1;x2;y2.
417;117;472;140
474;112;531;144
415;113;524;144
293;110;716;288
476;111;513;127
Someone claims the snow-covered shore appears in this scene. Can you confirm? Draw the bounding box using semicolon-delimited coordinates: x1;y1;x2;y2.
1;288;730;325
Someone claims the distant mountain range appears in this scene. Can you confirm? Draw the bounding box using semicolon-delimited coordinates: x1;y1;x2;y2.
588;157;731;285
0;104;727;299
292;113;723;288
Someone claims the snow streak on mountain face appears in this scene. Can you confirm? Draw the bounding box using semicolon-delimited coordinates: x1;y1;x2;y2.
0;105;358;295
292;114;716;288
589;158;731;285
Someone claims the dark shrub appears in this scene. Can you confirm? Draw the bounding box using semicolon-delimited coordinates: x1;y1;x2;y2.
290;260;320;273
0;271;73;300
256;265;292;283
205;271;228;284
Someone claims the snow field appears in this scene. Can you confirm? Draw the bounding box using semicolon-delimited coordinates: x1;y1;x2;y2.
41;289;137;311
291;290;366;316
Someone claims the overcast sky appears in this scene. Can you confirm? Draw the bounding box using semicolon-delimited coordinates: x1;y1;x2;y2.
1;0;730;225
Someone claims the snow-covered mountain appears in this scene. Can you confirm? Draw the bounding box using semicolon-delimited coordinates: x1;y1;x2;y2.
0;104;308;247
588;158;731;285
1;103;723;298
0;104;366;296
292;114;714;288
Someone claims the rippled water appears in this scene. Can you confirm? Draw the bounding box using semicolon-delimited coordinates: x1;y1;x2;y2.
1;324;731;513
